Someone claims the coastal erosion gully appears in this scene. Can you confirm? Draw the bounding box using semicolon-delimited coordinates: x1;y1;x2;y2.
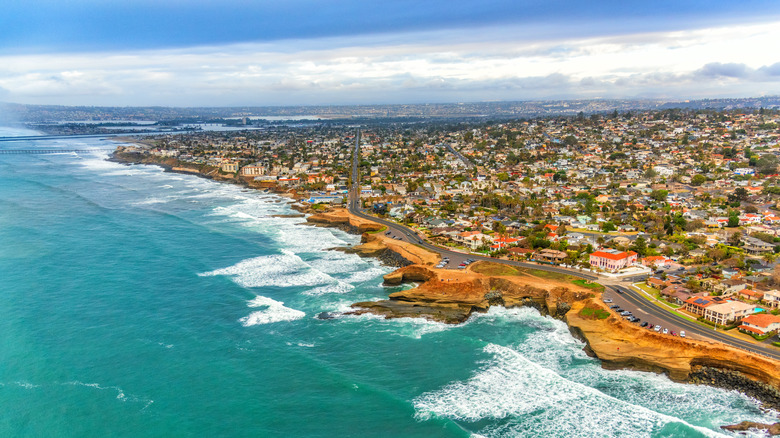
348;128;780;362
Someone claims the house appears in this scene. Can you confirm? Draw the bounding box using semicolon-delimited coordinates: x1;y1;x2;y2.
683;295;727;316
508;247;535;258
763;290;780;308
589;249;638;272
738;313;780;335
534;249;568;264
221;161;239;173
717;278;748;295
735;288;764;302
642;256;671;268
703;301;755;325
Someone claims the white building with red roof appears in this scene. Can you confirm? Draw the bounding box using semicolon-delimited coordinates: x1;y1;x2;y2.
738;313;780;335
589;249;638;272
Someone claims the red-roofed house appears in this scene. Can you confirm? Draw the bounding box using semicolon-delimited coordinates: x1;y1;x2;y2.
738;314;780;335
642;256;671;268
589;249;638;272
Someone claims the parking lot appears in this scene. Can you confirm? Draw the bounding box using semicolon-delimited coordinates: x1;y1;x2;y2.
601;288;690;339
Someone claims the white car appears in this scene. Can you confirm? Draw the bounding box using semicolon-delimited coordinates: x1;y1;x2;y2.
654;325;661;332
662;328;669;335
680;331;686;338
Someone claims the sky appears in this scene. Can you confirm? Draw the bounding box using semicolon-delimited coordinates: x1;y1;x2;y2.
1;0;780;107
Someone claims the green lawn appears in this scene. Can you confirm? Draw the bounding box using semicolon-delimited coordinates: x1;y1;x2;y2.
572;279;605;292
521;268;577;282
366;226;388;234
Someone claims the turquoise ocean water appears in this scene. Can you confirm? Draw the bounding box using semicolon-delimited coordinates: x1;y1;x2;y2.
0;127;777;437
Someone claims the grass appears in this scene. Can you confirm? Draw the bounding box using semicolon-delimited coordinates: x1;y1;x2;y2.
366;226;387;234
773;342;780;348
521;268;576;282
579;307;611;320
572;279;605;292
471;262;521;276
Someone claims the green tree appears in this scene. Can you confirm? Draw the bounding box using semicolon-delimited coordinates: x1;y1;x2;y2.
630;236;648;256
691;174;707;186
728;211;740;228
650;189;668;202
601;221;616;232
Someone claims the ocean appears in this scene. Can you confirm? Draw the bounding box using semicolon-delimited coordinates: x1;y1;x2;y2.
0;126;777;437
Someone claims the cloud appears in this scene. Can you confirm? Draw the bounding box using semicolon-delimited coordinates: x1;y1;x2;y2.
0;20;779;105
696;62;751;78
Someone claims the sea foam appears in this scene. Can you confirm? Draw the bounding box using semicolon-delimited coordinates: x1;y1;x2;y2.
414;343;731;438
239;296;305;326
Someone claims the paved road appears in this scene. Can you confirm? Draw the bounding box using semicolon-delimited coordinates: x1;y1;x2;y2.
443;143;473;168
605;284;780;360
348;128;780;359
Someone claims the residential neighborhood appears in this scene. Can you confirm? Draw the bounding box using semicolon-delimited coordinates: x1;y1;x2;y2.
117;107;780;335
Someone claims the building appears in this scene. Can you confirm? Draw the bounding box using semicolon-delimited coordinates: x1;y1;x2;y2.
683;295;727;316
240;165;265;176
703;301;755;325
589;249;638;272
738;314;780;335
221;161;239;173
534;248;567;264
764;290;780;309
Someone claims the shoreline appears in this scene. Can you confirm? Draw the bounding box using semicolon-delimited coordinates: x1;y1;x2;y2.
107;147;780;428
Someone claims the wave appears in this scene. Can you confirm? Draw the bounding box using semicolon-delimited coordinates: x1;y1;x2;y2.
239;296;305;326
413;343;737;438
199;251;335;288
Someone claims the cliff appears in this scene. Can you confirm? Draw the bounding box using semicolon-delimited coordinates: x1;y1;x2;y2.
566;298;780;409
306;209;439;267
351;263;592;324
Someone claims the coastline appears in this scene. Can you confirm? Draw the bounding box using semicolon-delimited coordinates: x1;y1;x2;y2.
108;147;780;428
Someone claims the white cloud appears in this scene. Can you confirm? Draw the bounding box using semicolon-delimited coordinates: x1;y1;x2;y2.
0;21;779;105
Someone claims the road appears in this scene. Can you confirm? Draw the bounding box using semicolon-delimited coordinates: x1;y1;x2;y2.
442;143;473;168
348;128;780;360
603;284;780;360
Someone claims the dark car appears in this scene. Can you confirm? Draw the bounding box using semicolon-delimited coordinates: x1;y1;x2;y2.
640;322;649;328
609;304;620;309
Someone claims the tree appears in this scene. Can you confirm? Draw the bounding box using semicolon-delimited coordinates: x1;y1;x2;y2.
728;188;749;205
563;135;578;146
728;211;740;228
728;231;742;247
650;189;668;202
496;172;510;182
756;154;779;175
630;236;648;256
708;247;726;261
601;221;616;232
691;174;707;186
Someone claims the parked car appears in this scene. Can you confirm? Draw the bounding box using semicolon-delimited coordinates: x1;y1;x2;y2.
670;331;677;336
640;322;649;328
680;331;686;338
609;305;620;309
603;298;613;303
620;311;632;316
654;326;661;332
662;328;669;334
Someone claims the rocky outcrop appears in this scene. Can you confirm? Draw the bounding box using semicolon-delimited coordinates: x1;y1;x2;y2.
306;210;384;234
721;421;780;435
351;266;591;324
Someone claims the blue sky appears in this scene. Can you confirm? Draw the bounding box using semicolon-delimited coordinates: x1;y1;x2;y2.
1;0;780;106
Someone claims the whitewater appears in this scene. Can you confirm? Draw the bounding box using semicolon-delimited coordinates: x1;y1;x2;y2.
0;127;776;437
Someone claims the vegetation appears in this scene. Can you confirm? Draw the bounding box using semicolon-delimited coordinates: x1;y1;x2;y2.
572;279;605;292
470;262;521;276
579;307;611;320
